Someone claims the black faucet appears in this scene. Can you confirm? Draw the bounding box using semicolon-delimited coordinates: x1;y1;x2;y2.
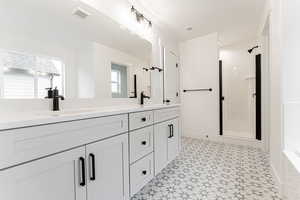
52;87;64;111
140;91;150;105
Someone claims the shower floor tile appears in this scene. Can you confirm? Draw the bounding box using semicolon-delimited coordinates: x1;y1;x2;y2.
131;137;282;200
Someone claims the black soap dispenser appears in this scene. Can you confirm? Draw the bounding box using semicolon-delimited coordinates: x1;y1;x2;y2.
45;87;53;98
53;87;60;111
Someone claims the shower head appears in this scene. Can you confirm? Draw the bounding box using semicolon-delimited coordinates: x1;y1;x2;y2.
248;45;260;54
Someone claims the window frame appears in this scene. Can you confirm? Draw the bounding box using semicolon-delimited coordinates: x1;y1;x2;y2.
111;69;121;94
111;62;128;98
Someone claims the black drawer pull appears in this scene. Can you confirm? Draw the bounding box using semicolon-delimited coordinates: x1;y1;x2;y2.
141;141;147;145
89;153;96;181
142;170;147;175
168;124;173;138
79;157;86;186
141;117;147;122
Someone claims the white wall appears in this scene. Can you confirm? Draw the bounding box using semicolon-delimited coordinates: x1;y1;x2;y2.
262;0;300;199
280;0;300;199
179;33;219;138
269;0;285;193
281;0;300;152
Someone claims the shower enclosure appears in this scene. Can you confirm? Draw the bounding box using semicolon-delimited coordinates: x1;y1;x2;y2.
219;45;261;140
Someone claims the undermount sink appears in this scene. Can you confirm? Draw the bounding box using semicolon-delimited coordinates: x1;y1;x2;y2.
35;104;169;118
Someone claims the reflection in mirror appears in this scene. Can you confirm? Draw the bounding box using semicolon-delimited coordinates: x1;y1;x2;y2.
0;50;64;98
111;63;128;98
0;0;152;100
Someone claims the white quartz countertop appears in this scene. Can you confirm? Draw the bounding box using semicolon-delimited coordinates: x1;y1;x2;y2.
0;104;180;131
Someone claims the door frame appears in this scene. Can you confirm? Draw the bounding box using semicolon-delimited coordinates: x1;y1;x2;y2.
162;47;180;104
219;56;262;141
219;60;223;136
255;54;262;140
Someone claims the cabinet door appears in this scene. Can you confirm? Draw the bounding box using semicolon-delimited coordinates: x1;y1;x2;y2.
154;121;169;175
0;147;86;200
167;118;179;161
86;134;129;200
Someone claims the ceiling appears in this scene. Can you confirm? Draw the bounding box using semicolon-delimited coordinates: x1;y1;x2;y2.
135;0;266;45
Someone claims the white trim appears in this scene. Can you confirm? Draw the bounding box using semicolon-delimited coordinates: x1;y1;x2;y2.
0;62;3;97
283;151;300;199
270;162;284;197
284;150;300;175
183;134;264;149
261;30;271;153
258;0;271;36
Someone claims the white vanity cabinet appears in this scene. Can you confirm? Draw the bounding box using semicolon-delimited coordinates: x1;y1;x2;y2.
128;107;180;196
0;134;129;200
154;109;180;176
0;113;130;200
0;147;87;200
128;111;155;196
129;126;154;163
0;105;181;200
129;111;153;130
86;134;129;200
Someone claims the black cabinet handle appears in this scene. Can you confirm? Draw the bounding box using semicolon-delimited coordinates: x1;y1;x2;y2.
142;170;147;175
141;141;147;145
89;153;96;181
79;157;86;186
171;124;174;138
168;124;173;138
141;117;147;122
163;99;171;103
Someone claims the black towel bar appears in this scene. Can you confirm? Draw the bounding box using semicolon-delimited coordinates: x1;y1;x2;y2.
183;88;213;92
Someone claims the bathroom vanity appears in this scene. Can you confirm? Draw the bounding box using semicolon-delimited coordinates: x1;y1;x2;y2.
0;104;180;200
0;1;181;199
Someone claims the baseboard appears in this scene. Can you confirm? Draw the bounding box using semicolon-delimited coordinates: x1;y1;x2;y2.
270;163;284;197
184;133;264;149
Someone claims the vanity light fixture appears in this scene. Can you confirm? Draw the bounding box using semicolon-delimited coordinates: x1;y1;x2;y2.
73;7;90;19
186;26;193;31
131;6;152;28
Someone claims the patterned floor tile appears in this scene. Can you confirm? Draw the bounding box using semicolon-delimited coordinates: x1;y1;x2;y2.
131;137;282;200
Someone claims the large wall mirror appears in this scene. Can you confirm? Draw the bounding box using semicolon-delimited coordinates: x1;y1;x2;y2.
0;0;152;100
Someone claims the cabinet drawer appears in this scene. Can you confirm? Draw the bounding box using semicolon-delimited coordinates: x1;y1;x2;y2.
130;126;153;163
154;107;180;123
0;114;128;170
130;153;154;196
129;111;153;130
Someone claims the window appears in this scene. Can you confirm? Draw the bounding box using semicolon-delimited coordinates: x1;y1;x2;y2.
0;50;64;98
111;69;121;94
111;63;128;98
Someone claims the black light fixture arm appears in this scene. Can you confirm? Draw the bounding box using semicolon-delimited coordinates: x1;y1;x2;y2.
150;66;163;72
131;6;152;27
